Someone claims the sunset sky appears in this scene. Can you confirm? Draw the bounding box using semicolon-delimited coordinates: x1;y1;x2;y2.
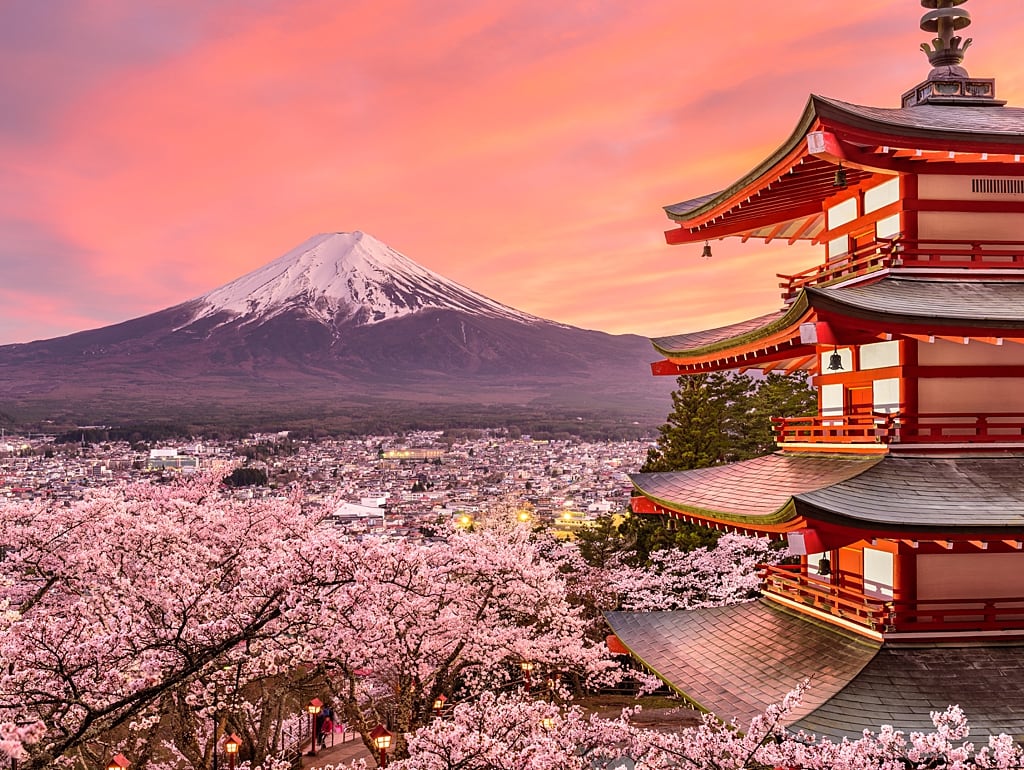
3;1;1023;345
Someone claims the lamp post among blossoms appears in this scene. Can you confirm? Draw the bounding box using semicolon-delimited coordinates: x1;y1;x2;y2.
105;754;129;770
306;698;322;757
224;733;241;770
520;660;534;693
369;724;393;768
432;694;447;717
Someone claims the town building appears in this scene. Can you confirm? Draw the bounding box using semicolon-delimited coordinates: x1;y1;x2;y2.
608;1;1024;740
146;448;200;473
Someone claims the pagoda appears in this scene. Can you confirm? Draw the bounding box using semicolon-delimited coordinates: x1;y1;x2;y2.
606;1;1024;740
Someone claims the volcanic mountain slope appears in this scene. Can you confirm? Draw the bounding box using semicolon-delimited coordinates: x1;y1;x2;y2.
0;232;675;426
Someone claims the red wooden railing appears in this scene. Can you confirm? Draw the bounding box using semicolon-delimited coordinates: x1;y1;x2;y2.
771;415;894;445
772;414;1024;446
778;238;898;302
778;238;1024;302
893;413;1024;443
760;565;892;630
897;239;1024;270
888;597;1024;633
760;565;1024;635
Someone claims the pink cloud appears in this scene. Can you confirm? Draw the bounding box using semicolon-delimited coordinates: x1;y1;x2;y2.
0;0;1023;345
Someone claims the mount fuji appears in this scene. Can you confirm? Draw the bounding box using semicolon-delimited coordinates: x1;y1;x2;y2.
0;232;674;430
191;231;545;329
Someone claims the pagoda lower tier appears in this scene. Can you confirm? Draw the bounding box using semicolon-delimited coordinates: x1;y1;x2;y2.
606;602;1024;741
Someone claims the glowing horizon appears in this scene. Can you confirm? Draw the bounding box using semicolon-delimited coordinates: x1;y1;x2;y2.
2;1;1022;345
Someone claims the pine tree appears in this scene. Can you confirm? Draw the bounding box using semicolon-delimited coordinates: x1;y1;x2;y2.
641;372;815;472
640;373;747;471
737;372;818;457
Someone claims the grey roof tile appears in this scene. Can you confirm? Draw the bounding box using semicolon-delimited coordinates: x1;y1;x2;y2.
606;601;881;725
796;456;1024;529
812;278;1024;328
816;96;1024;140
631;454;881;520
796;645;1024;741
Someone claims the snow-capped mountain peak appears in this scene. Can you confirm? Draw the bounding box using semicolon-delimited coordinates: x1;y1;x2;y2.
189;231;546;328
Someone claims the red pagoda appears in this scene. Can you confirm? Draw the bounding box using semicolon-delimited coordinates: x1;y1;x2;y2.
607;1;1024;740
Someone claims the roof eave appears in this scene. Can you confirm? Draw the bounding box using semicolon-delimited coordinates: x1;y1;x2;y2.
665;95;1024;229
806;286;1024;331
652;293;811;359
664;95;823;225
812;95;1024;149
633;485;801;529
793;497;1024;536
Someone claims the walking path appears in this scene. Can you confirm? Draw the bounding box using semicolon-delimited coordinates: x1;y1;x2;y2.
300;731;375;769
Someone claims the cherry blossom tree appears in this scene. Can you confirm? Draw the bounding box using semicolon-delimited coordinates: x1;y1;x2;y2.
0;479;620;767
0;476;338;768
8;476;1004;770
311;521;619;761
544;531;782;638
608;532;782;612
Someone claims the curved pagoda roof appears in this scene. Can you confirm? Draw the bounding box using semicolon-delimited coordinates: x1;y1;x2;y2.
796;456;1024;530
605;601;881;726
606;602;1024;741
650;278;1024;374
664;95;1024;246
630;454;879;530
632;455;1024;536
807;277;1024;328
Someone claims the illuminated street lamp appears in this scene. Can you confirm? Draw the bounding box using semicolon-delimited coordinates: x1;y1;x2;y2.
517;510;531;523
106;755;130;770
370;724;394;768
540;716;555;730
546;675;557;697
224;733;242;770
307;698;323;757
520;660;534;693
432;694;447;717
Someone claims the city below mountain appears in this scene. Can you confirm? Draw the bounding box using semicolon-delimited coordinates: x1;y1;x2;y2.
0;232;675;432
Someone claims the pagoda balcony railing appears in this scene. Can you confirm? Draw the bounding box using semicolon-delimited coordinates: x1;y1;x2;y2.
778;238;898;302
772;415;891;445
773;413;1024;447
760;564;891;630
778;237;1024;302
761;565;1024;635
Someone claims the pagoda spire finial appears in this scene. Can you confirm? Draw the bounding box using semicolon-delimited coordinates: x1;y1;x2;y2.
919;0;972;75
902;0;1003;107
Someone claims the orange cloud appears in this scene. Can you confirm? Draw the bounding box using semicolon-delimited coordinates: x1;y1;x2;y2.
1;0;1023;345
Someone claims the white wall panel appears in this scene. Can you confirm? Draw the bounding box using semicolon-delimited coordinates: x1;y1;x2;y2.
827;198;858;229
919;211;1024;241
918;378;1024;413
865;178;900;212
918;553;1024;600
860;341;900;370
873;378;900;413
917;339;1024;366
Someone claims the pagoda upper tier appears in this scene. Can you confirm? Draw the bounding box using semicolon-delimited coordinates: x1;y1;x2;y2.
664;94;1024;247
653;73;1024;391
